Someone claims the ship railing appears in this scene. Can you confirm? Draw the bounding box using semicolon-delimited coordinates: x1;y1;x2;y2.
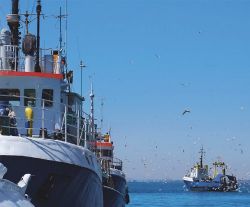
111;157;123;171
100;158;111;174
0;45;63;74
0;94;94;148
0;45;25;71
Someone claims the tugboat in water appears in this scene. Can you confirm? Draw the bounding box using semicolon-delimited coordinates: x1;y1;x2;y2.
95;131;130;207
183;147;238;192
0;1;103;206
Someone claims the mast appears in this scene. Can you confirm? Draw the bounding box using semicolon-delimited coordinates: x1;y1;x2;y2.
57;7;67;52
65;0;68;72
24;11;29;35
59;7;62;52
199;146;204;168
35;0;41;72
90;82;95;142
80;60;86;97
100;98;104;133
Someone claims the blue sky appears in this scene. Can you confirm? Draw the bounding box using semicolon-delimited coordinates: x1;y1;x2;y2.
1;0;250;180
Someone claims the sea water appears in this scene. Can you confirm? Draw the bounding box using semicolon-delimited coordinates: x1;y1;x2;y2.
127;181;250;207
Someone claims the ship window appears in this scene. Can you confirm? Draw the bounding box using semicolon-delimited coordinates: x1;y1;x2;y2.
68;95;76;113
42;89;53;107
101;150;113;157
0;89;20;106
24;89;36;106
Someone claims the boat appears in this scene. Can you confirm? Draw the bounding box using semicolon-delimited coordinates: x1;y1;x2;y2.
183;147;238;192
0;1;103;206
0;162;34;207
95;132;130;207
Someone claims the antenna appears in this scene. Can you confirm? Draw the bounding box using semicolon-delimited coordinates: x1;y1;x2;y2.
80;60;86;97
65;0;68;70
90;80;95;143
19;11;38;35
100;98;104;133
56;7;67;53
59;7;62;51
24;11;29;34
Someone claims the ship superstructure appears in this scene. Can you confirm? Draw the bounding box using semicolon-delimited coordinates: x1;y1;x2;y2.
0;1;103;206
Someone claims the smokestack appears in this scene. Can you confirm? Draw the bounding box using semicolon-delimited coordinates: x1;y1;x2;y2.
35;0;41;72
11;0;18;14
7;0;19;46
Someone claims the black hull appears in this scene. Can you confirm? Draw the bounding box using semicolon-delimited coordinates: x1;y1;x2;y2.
110;171;130;204
103;186;125;207
0;155;103;207
111;173;126;195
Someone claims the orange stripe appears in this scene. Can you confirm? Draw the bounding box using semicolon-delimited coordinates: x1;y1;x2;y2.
0;71;63;79
95;142;113;147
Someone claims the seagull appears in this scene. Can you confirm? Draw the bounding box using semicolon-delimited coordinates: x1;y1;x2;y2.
182;109;191;115
155;54;160;59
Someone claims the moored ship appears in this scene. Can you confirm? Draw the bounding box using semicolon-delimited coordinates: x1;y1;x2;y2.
0;1;103;206
183;147;238;192
95;132;130;207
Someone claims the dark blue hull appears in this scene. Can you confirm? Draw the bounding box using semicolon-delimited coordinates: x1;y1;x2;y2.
0;155;103;207
184;180;238;192
103;186;125;207
111;173;126;195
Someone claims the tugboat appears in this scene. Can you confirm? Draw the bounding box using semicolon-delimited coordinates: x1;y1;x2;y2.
183;147;238;192
0;1;103;206
95;132;130;207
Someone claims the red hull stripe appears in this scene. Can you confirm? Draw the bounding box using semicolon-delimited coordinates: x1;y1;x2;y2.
0;71;63;79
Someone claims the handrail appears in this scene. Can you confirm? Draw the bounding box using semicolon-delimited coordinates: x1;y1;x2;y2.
0;94;92;149
0;45;61;73
111;157;123;170
0;45;21;71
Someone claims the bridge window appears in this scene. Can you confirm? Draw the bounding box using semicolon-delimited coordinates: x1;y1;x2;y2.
96;149;113;157
0;89;20;106
24;89;36;106
42;89;53;107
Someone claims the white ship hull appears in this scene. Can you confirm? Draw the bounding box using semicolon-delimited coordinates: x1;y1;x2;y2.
0;136;103;207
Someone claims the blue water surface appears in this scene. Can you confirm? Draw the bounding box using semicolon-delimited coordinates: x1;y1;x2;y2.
127;181;250;207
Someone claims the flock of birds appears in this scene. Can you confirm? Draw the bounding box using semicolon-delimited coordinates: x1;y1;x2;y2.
121;104;250;180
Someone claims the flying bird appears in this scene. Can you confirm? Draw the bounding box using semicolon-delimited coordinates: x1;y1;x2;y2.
154;54;161;59
182;109;191;115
